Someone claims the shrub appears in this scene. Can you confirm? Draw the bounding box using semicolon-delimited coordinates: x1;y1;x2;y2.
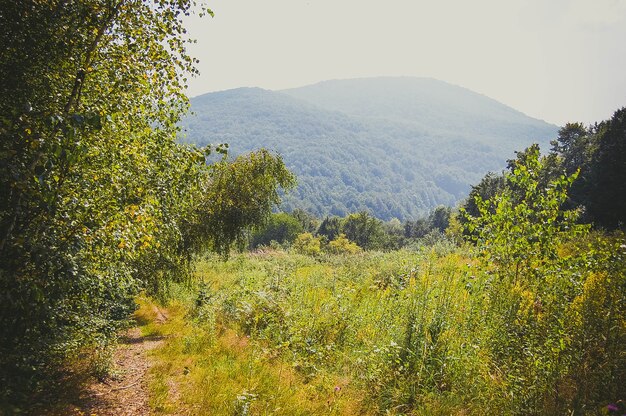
327;234;361;255
293;232;322;256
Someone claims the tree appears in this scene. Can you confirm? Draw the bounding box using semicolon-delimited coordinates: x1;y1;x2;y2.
250;211;302;249
1;0;205;394
293;232;322;256
464;145;584;280
342;211;385;250
380;218;406;250
327;233;360;254
462;144;569;235
192;151;295;255
289;208;319;233
546;123;596;214
0;1;294;406
317;216;343;241
550;123;593;176
463;144;625;414
404;217;430;239
429;205;452;233
542;109;626;230
461;172;506;221
586;108;626;230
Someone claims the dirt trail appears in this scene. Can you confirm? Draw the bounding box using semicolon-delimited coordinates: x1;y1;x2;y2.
64;327;164;416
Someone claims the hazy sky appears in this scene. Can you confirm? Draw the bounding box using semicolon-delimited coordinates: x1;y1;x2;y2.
184;0;626;126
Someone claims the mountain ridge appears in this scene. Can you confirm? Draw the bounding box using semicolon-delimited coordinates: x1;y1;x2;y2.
183;77;558;220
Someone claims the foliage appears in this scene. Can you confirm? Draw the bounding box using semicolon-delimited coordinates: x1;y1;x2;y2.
327;234;361;254
550;122;594;176
146;239;621;415
464;144;585;279
444;211;464;244
463;145;625;414
341;211;385;250
0;1;293;409
405;206;453;239
461;171;506;222
380;218;406;250
468;107;626;231
565;233;626;409
122;200;623;416
113;111;626;415
0;0;206;404
549;122;596;215
192;151;296;255
250;211;302;249
292;232;322;256
184;80;557;220
404;217;433;239
545;109;626;230
586;108;626;229
245;207;461;254
290;208;320;233
317;216;344;241
428;205;452;232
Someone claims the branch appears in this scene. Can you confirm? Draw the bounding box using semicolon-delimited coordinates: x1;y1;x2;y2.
63;0;125;114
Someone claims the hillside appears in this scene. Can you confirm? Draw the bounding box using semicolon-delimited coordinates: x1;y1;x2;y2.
183;77;558;220
282;77;554;149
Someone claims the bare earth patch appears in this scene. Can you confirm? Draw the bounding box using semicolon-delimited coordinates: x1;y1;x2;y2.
62;327;164;416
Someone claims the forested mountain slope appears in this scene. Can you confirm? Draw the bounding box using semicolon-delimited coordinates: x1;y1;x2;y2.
183;77;557;220
282;77;554;150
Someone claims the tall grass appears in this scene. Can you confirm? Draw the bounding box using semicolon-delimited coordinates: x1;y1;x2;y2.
145;237;625;415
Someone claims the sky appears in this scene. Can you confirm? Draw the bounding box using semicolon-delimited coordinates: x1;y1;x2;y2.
183;0;626;126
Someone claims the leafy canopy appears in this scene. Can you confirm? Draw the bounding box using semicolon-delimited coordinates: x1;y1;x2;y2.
0;0;292;406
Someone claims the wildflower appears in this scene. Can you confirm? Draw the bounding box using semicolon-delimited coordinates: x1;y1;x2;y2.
334;386;341;393
607;403;618;412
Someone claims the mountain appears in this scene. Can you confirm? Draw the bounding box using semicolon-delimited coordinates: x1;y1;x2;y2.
182;77;558;220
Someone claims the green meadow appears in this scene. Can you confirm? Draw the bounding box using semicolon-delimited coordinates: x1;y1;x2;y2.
140;234;625;415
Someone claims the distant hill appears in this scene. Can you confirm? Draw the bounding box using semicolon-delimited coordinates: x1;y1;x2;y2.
183;77;558;220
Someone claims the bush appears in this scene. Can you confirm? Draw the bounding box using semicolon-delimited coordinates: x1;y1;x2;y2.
327;234;361;255
293;233;322;256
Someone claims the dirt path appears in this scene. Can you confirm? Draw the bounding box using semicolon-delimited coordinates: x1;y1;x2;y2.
63;327;164;416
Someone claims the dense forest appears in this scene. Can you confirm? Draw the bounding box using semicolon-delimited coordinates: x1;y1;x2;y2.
235;108;626;254
183;79;557;220
1;1;625;415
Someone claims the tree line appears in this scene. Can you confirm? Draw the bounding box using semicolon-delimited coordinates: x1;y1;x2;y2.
249;206;455;253
248;103;626;256
462;108;626;231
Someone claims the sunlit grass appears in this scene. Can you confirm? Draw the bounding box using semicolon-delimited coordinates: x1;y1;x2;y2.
141;249;476;415
143;298;371;414
141;238;625;415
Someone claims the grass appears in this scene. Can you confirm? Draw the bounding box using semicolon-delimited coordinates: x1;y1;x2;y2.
141;291;370;414
140;238;625;415
142;248;476;415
